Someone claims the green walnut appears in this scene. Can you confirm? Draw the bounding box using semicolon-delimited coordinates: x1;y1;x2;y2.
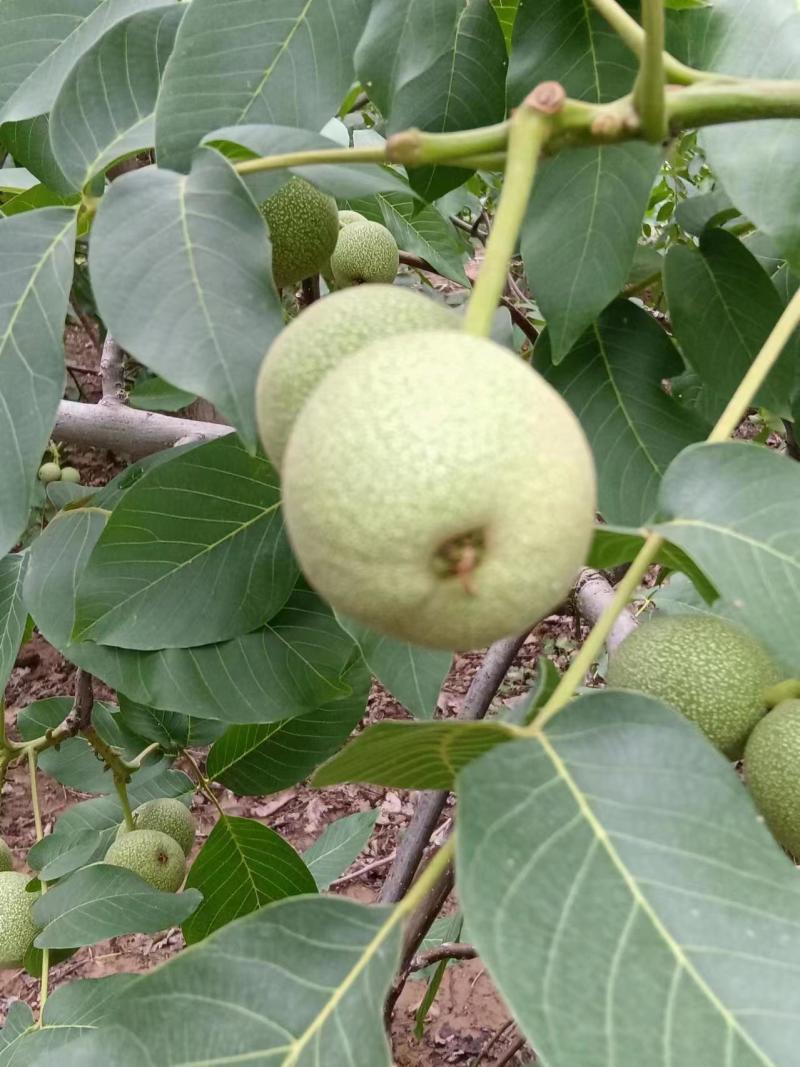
607;613;782;759
330;221;399;287
338;210;368;227
37;462;61;483
260;177;339;289
0;872;40;968
59;466;81;484
117;798;196;857
256;284;455;469
744;699;800;857
281;330;596;651
105;829;186;893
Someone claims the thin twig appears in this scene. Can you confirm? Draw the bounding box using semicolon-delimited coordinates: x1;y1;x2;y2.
328;850;396;888
473;1019;516;1066
410;942;477;971
495;1034;531;1066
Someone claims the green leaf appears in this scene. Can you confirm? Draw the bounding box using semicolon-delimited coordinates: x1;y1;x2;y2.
0;553;27;693
33;863;202;949
537;301;708;525
0;0;168;123
338;615;451;720
303;809;379;891
523;145;662;362
507;0;640;106
89;149;283;447
52;767;193;839
345;191;469;284
490;0;519;49
458;689;800;1067
0;116;74;196
674;188;738;235
24;509;354;722
127;375;195;412
692;0;800;273
0;1001;34;1048
1;183;78;217
49;5;184;191
73;436;297;649
0;208;76;556
43;973;135;1026
356;0;507;201
313;720;516;791
29;828;112;883
653;441;800;674
0;167;37;193
35;897;399;1067
182;815;316;945
117;694;224;751
664;229;797;415
155;0;370;172
206;661;370;795
589;525;719;602
205;125;413;205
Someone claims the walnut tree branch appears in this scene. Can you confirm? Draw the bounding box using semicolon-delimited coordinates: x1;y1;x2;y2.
99;334;127;404
54;400;232;458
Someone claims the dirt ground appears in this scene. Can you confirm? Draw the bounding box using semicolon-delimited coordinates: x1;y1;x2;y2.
0;325;561;1064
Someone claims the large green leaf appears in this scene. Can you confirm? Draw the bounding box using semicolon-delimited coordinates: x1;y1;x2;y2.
690;0;800;273
49;5;184;192
182;815;316;945
155;0;370;172
664;229;797;415
314;720;516;790
523;144;661;363
0;208;76;556
33;863;202;948
537;300;708;525
18;697;122;794
345;191;470;284
491;0;519;49
0;1001;34;1049
89;149;283;447
457;689;800;1067
24;508;354;721
73;436;296;649
653;441;800;674
52;766;193;838
0;0;169;123
0;553;27;692
206;661;370;795
303;809;379;891
117;694;224;751
0;116;74;196
29;828;114;883
338;615;451;720
356;0;507;201
36;897;399;1067
205;125;413;205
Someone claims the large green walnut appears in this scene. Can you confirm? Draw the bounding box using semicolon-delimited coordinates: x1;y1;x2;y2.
330;221;399;287
256;284;455;469
105;829;185;893
744;699;800;857
607;613;782;759
117;798;196;857
260;177;339;288
0;872;39;967
0;838;12;873
282;330;596;651
337;210;367;227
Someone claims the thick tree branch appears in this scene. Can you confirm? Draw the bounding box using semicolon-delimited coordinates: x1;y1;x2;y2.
54;400;232;457
99;334;127;403
575;568;638;653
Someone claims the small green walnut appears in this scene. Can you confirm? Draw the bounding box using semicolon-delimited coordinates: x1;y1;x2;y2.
37;462;61;483
105;829;186;893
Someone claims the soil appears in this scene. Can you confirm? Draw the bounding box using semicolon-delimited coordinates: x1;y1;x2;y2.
0;325;565;1064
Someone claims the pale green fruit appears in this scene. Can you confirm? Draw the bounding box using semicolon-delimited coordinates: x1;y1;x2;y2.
260;177;339;288
104;829;185;893
608;614;782;759
59;466;81;484
331;221;399;287
744;699;800;857
338;210;367;227
0;838;13;873
282;331;596;651
37;462;61;483
118;798;196;856
0;872;39;967
256;285;455;469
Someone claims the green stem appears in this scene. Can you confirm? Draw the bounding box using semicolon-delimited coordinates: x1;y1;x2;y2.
115;776;135;831
385;122;509;166
28;750;49;1024
124;742;161;771
667;79;800;128
464;107;549;337
234;145;386;176
764;680;800;708
633;0;667;141
707;286;800;443
181;748;225;818
588;0;722;84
